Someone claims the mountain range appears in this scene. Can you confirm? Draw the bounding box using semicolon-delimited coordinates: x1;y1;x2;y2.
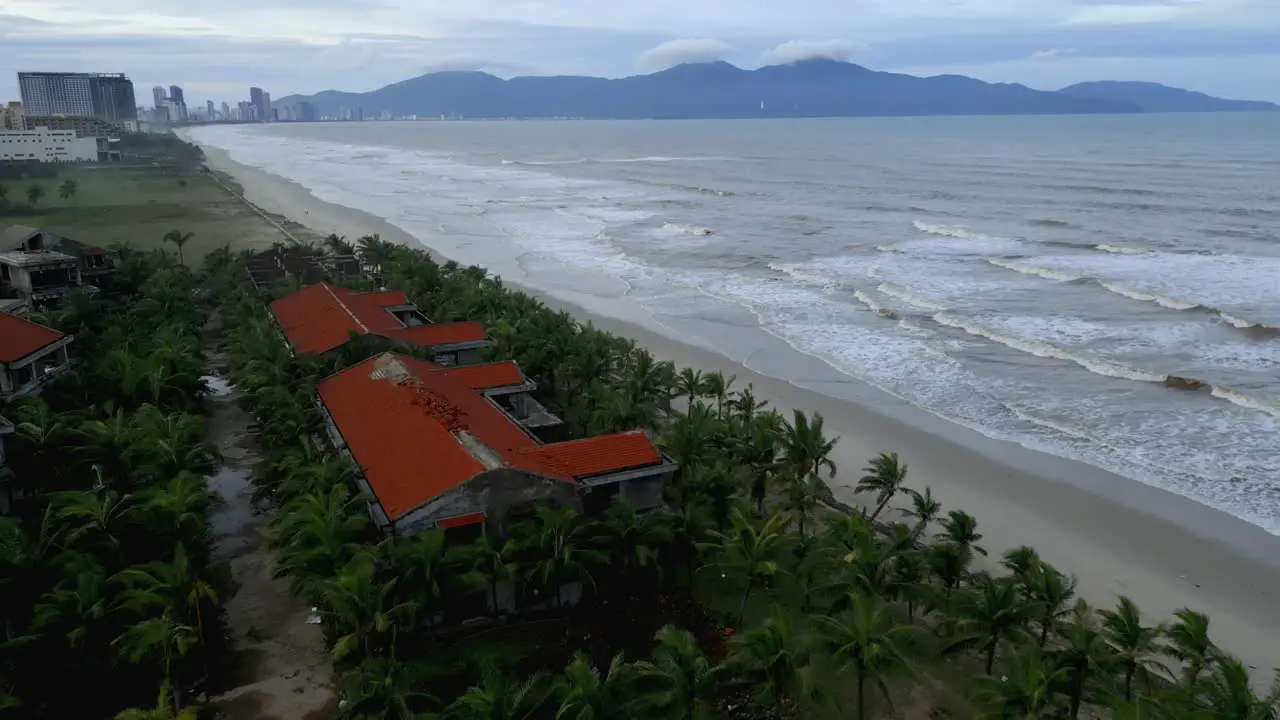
276;60;1280;120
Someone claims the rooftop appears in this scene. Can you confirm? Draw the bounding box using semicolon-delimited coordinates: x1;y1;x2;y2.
317;353;665;521
0;312;66;363
0;225;40;248
0;250;77;267
270;283;488;355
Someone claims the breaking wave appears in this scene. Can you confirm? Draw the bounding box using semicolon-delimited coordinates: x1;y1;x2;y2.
876;283;946;311
659;222;715;237
1210;387;1280;418
987;258;1081;282
912;220;1012;242
1094;243;1148;254
1096;281;1199;310
852;289;898;319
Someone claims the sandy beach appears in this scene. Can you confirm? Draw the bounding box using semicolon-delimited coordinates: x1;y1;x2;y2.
197;142;1280;679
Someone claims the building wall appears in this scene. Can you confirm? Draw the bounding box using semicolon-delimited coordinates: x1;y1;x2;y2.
0;103;24;131
0;128;99;162
18;73;136;126
393;468;582;537
19;115;118;139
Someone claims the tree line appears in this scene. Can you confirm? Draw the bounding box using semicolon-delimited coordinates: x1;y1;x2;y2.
196;236;1280;719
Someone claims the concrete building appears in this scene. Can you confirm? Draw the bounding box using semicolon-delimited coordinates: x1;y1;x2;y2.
316;352;673;538
221;102;231;121
246;246;361;290
152;85;166;109
0;102;24;130
18;72;137;128
206;100;216;120
19;114;119;139
0;247;87;307
250;87;270;123
2;225;116;290
0;127;99;162
269;283;495;364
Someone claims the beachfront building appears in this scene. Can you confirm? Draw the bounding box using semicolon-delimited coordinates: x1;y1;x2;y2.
316;352;674;543
17;72;138;130
0;247;90;308
1;225;116;290
270;283;493;365
0;127;99;162
246;245;361;290
0;312;73;401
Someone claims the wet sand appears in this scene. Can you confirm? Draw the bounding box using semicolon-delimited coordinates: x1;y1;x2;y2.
197;143;1280;682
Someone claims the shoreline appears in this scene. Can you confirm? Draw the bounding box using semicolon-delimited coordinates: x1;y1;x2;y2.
195;141;1280;676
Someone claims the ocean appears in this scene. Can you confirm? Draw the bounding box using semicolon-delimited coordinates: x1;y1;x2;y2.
188;114;1280;533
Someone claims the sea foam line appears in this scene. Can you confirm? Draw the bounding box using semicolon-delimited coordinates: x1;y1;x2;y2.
912;219;1012;242
987;258;1081;282
1210;386;1280;419
1096;281;1199;310
1094;243;1148;255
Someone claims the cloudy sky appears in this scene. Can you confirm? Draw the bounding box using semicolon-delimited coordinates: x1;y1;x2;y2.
2;0;1278;105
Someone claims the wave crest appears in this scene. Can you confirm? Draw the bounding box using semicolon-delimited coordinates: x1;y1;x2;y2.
987;258;1081;282
912;220;1011;242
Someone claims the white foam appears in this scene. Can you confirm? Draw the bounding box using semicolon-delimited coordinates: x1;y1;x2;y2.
875;283;946;311
913;219;1011;242
1095;243;1148;254
988;258;1082;282
852;289;897;318
658;222;715;237
1210;386;1280;419
769;262;839;290
1097;281;1199;310
933;311;1168;383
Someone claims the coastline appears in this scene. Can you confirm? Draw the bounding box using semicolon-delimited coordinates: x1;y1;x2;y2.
195;142;1280;676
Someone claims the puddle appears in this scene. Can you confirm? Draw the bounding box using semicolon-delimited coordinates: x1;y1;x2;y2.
202;373;235;397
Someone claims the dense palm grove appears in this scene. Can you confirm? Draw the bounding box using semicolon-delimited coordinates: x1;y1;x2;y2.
1;232;1276;719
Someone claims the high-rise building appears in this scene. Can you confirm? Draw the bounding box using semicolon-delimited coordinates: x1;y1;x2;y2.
298;101;319;122
152;85;166;108
207;100;215;121
18;72;138;127
221;102;231;121
262;91;272;122
168;85;184;105
249;87;268;123
0;101;24;130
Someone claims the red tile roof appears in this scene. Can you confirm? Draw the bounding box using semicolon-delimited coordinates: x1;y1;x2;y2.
437;512;487;529
0;313;65;363
519;431;663;479
316;353;666;521
381;322;488;348
269;284;485;354
438;361;527;390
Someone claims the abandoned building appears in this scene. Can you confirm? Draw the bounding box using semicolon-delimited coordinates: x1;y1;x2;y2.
246;245;362;290
315;352;675;540
270;283;493;365
1;225;115;291
0;312;73;400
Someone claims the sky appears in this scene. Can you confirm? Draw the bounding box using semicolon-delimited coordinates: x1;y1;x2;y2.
1;0;1278;106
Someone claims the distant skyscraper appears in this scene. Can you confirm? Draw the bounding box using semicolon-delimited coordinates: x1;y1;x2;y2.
262;91;272;122
168;85;184;105
207;100;215;120
18;72;138;126
249;87;268;123
152;85;166;108
221;101;231;121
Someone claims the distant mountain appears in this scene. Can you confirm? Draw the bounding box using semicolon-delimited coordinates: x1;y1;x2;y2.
1058;81;1280;113
275;60;1142;119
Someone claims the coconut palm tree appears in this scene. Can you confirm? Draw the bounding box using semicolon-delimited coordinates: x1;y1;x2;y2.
855;452;909;521
1099;595;1166;703
556;653;638;720
340;656;439;719
812;592;926;720
701;372;734;417
699;509;791;627
444;662;551;720
162;231;194;266
937;509;986;556
970;645;1068;719
112;543;219;641
58;179;78;202
1196;654;1280;719
112;613;197;715
271;485;369;597
1163;608;1215;688
54;488;139;550
1028;563;1077;647
629;626;722;720
390;530;451;629
598;501;672;596
724;613;816;711
948;573;1033;674
320;551;416;661
26;184;44;207
779;410;836;482
510;505;606;608
926;541;973;618
1056;599;1114;720
451;535;510;617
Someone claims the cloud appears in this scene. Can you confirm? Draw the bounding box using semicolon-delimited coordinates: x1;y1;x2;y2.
760;39;858;65
1029;48;1065;61
636;38;731;70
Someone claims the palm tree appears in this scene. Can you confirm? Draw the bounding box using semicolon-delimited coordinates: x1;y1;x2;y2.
1001;546;1043;588
340;656;439;719
701;371;734;416
812;592;925;720
1197;654;1280;719
1163;608;1214;688
699;509;791;627
937;509;986;556
927;541;972;617
162;230;194;266
58;179;78;202
779;410;837;481
1028;564;1077;647
900;486;942;535
320;551;415;661
32;557;111;649
390;530;450;628
599;501;672;596
445;662;551;720
112;613;198;715
452;534;511;616
724;613;815;711
949;573;1033;674
630;626;722;720
113;543;219;640
1056;599;1114;720
113;683;201;719
674;368;706;405
26;184;44;207
855;452;909;521
556;653;637;720
1099;595;1166;703
511;505;606;608
970;645;1068;719
54;488;138;549
661;403;720;509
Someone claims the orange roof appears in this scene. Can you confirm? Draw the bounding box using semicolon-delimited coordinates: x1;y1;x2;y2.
0;313;65;363
519;431;663;479
438;361;527;390
381;322;487;348
316;353;666;521
270;284;485;355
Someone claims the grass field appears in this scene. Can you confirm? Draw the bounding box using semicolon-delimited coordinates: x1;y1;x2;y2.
0;161;300;264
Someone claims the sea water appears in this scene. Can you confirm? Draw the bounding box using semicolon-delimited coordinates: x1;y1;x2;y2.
188;114;1280;532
